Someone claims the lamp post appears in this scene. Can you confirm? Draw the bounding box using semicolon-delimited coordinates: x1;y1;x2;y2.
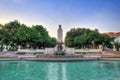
102;42;105;51
92;41;95;49
0;41;1;52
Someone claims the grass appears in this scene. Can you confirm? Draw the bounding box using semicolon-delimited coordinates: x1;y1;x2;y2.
16;52;26;54
75;52;100;54
110;56;120;58
16;52;44;54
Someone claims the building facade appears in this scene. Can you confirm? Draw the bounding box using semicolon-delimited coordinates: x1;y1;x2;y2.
103;32;120;43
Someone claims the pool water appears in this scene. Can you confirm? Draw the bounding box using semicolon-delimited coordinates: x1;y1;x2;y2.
0;61;120;80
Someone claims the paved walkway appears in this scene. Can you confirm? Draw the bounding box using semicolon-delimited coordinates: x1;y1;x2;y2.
0;51;36;58
102;51;120;57
0;51;120;61
83;53;101;58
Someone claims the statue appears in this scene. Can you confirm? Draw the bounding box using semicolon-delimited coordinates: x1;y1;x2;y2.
54;25;66;55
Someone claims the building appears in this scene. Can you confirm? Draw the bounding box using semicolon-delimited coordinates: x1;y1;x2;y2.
57;25;63;43
103;32;120;43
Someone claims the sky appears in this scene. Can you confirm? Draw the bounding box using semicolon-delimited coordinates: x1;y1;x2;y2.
0;0;120;40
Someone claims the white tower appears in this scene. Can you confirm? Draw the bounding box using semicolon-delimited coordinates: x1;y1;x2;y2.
57;25;63;42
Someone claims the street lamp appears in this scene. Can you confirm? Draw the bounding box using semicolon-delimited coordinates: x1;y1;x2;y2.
92;41;94;49
102;42;105;51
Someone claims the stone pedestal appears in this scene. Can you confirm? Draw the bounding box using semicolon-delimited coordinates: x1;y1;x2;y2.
54;43;66;55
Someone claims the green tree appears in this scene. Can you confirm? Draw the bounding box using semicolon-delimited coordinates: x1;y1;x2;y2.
0;28;4;51
65;28;92;47
1;20;56;49
87;31;103;48
0;29;3;41
2;20;21;50
65;28;114;49
102;34;114;50
32;25;51;48
16;24;39;48
49;37;56;47
114;42;120;51
74;35;89;48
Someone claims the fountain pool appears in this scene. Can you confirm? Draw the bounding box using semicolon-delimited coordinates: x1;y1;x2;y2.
0;61;120;80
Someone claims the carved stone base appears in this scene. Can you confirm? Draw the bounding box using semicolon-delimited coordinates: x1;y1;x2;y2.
54;50;66;55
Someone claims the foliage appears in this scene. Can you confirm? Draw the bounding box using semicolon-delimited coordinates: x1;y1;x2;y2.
65;28;92;47
65;28;114;49
32;25;56;48
0;29;4;41
16;52;26;54
32;25;49;48
74;35;89;48
75;52;99;54
0;20;56;50
49;37;56;47
114;42;120;51
2;20;21;46
0;43;3;51
16;24;39;48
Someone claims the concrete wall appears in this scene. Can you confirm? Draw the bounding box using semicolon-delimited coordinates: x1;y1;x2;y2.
44;48;75;54
17;48;102;54
66;48;74;54
75;49;102;53
44;48;54;54
17;49;45;53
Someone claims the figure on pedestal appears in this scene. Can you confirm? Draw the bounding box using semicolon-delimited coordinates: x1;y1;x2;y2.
54;25;66;55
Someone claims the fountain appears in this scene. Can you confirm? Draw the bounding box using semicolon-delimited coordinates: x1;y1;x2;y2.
54;25;66;55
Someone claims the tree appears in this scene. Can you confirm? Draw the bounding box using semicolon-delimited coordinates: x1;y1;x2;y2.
49;37;56;47
0;29;3;41
32;25;51;48
0;28;4;51
87;31;103;48
74;35;89;48
65;28;114;49
114;42;120;51
16;24;39;48
65;28;93;47
0;20;56;50
2;20;21;46
102;34;114;50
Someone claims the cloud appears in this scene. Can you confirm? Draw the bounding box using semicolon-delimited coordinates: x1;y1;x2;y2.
0;18;10;24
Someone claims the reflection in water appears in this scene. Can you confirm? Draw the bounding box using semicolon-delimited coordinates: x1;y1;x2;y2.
62;63;67;80
25;64;29;73
47;63;68;80
48;63;58;80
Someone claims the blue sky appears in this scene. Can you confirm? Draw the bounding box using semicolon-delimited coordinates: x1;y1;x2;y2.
0;0;120;39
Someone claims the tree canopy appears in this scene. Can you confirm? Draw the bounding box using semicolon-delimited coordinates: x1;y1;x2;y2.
0;20;56;50
0;20;115;51
65;28;114;49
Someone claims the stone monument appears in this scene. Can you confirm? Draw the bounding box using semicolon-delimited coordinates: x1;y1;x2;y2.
57;25;63;42
54;25;66;55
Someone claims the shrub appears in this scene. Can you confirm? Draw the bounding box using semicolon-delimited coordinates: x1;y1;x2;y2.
114;43;120;51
